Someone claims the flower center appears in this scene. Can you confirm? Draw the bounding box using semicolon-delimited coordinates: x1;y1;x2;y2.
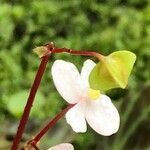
88;88;100;100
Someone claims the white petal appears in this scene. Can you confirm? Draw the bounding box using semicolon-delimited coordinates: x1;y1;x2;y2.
81;59;96;88
51;60;83;104
85;95;120;136
66;102;87;133
48;143;74;150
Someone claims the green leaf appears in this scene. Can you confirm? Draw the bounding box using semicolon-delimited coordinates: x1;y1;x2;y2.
89;50;136;91
7;90;45;118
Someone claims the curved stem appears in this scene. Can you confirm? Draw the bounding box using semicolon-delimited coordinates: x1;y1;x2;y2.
11;55;50;150
52;48;103;60
28;104;76;146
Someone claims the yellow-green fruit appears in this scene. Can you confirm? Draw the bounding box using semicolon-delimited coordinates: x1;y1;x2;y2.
89;50;136;91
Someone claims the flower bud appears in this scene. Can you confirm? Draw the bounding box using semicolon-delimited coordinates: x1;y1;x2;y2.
33;46;48;58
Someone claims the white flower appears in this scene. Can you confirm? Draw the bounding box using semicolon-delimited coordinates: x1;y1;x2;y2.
48;143;74;150
51;59;120;136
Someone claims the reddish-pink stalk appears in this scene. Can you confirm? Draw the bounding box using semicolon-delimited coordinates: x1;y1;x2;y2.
11;55;50;150
28;104;76;148
52;47;103;59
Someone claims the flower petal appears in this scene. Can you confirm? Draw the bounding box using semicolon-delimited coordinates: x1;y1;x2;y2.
81;59;96;88
51;60;82;104
48;143;74;150
66;102;87;132
85;95;120;136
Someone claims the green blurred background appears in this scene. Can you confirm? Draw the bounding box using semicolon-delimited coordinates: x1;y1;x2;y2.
0;0;150;149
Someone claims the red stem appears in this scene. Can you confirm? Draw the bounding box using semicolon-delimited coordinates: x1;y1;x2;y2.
11;55;50;150
29;104;76;146
52;48;103;59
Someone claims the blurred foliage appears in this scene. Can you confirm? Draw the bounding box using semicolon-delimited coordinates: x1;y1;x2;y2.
0;0;150;149
7;91;45;118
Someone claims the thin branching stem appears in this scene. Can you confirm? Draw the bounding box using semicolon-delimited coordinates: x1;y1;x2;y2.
28;104;76;148
52;47;103;60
